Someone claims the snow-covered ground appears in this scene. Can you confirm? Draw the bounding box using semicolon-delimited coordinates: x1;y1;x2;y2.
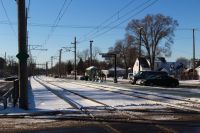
0;77;76;115
39;76;164;109
28;78;74;111
179;80;200;85
0;76;200;115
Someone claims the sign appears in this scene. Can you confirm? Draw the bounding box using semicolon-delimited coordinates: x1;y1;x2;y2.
16;52;29;61
100;53;116;58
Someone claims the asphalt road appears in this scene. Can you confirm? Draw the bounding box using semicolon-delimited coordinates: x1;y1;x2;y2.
0;118;199;133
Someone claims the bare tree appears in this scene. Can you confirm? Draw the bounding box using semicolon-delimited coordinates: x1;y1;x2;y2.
78;49;89;61
108;36;138;77
126;14;178;70
92;47;101;61
176;57;189;68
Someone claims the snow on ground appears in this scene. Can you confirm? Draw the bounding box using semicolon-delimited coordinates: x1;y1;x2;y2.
179;80;200;85
1;76;199;114
80;81;200;106
28;77;74;111
78;79;200;103
37;78;105;108
0;77;75;115
39;76;163;110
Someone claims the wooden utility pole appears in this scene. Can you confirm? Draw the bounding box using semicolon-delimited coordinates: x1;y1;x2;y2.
46;62;48;76
17;0;29;110
193;28;196;79
4;52;6;63
90;40;93;66
59;49;62;78
71;37;77;80
139;27;143;73
51;56;53;75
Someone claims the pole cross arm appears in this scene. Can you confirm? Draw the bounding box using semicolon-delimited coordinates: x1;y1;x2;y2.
30;48;48;51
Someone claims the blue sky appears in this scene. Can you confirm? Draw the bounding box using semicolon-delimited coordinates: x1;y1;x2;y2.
0;0;200;64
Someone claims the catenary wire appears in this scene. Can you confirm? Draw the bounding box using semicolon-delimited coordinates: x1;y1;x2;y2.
0;0;17;37
79;0;159;43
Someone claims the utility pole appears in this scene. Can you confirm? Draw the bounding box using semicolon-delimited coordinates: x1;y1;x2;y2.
51;56;53;75
71;37;77;80
4;52;6;72
4;52;6;63
193;28;196;79
46;62;48;76
90;40;93;66
59;49;62;78
114;54;117;83
139;27;143;73
16;0;29;110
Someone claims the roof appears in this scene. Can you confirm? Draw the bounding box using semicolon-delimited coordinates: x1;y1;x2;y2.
109;67;126;71
138;57;150;68
86;66;97;71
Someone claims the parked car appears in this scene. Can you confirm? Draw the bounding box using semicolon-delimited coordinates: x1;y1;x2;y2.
4;76;18;81
128;73;134;80
137;75;179;87
130;71;168;84
54;75;59;78
79;75;89;81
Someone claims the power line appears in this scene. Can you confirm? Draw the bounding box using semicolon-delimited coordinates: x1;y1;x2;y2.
79;0;137;42
37;0;72;61
44;0;73;45
27;0;31;17
88;0;153;40
0;21;125;29
0;0;17;37
79;0;159;43
176;28;200;31
1;21;199;31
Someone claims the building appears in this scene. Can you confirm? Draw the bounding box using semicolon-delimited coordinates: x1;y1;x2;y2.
195;66;200;80
132;57;150;75
132;57;185;76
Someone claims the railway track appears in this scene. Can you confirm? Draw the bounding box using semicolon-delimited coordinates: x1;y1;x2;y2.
34;76;158;121
68;81;200;113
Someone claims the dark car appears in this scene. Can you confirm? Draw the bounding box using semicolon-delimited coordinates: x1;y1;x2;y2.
79;75;89;81
130;71;168;84
4;76;18;81
54;75;59;78
138;75;179;87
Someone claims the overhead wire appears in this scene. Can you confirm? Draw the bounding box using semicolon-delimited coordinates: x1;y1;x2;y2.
36;0;72;62
78;0;137;42
44;0;73;46
79;0;159;43
0;0;17;37
27;0;31;17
